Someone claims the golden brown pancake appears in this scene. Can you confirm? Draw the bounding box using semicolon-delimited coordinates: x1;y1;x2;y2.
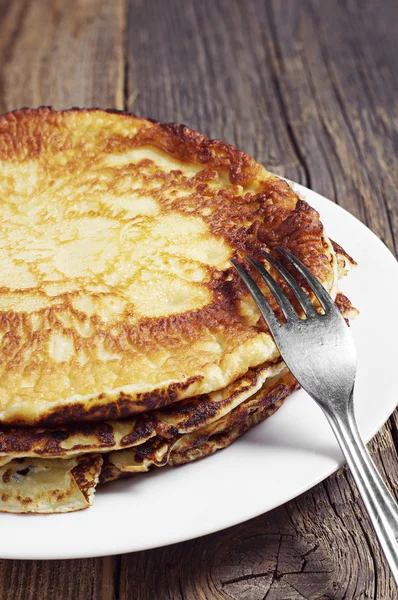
0;359;285;460
0;454;102;513
100;369;297;483
0;368;295;512
0;108;338;426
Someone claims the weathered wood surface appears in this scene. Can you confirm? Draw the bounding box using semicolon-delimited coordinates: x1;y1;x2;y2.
0;0;397;598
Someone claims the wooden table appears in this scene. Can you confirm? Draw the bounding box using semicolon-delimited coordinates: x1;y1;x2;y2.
0;0;397;598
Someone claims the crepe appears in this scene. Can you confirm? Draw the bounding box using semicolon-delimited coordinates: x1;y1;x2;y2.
0;454;102;513
100;369;297;483
0;108;339;426
0;368;294;512
0;359;286;461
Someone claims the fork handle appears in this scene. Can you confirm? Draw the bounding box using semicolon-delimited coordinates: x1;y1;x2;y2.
323;394;398;584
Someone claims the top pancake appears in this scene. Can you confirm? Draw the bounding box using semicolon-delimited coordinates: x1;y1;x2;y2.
0;108;335;425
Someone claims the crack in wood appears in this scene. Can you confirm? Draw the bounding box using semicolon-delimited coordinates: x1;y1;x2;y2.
351;507;379;600
123;0;129;113
0;0;28;66
302;542;320;559
221;571;271;587
262;1;312;188
177;574;186;600
113;555;121;600
389;418;398;459
260;533;282;599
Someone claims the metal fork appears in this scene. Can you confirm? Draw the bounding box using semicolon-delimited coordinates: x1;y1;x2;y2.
231;248;398;584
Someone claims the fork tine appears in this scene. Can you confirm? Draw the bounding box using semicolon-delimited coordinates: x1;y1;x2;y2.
230;260;281;333
277;248;335;312
247;257;299;321
261;250;317;317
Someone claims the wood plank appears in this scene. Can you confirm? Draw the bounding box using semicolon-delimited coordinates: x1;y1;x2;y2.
0;0;125;112
0;558;117;600
122;0;398;598
0;1;126;598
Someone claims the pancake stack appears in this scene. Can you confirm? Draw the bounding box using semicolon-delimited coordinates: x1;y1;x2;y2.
0;109;357;512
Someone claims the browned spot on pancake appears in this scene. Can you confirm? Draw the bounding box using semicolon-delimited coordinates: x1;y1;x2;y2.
98;464;116;485
120;416;155;447
155;359;284;435
8;375;205;427
135;370;298;465
70;454;102;502
335;293;353;314
335;293;359;325
2;469;12;484
331;240;357;266
0;421;116;454
17;495;32;505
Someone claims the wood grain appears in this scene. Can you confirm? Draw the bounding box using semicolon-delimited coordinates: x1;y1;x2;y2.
0;0;125;112
0;0;397;598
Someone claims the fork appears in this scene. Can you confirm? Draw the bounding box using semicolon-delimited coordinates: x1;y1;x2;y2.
231;248;398;584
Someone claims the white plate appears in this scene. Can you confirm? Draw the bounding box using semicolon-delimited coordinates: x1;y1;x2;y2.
1;182;398;560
